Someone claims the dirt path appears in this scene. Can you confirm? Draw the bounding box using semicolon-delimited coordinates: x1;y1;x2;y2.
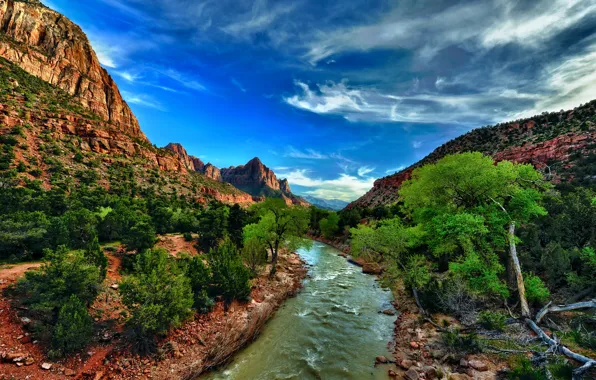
0;262;42;287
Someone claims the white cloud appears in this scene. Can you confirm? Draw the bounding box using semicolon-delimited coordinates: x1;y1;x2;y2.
357;166;375;177
285;146;329;159
278;169;375;202
231;78;247;93
159;68;209;93
386;166;405;174
122;91;165;111
412;140;422;149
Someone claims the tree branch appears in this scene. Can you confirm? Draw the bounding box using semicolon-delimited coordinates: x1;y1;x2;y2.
536;299;596;323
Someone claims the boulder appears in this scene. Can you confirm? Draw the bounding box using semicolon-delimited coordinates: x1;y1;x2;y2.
405;367;419;380
362;263;383;274
409;341;420;349
41;362;52;370
400;359;414;369
423;366;438;379
375;355;389;364
382;309;396;316
468;360;488;371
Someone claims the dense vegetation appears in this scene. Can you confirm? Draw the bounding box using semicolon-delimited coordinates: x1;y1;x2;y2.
310;152;595;378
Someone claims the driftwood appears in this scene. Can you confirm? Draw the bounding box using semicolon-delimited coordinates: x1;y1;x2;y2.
535;299;596;323
525;318;596;379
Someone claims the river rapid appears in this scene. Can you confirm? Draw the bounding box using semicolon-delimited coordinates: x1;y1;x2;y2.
206;241;396;380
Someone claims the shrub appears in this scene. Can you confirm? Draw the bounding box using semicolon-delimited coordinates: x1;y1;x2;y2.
524;273;550;305
242;237;266;276
478;310;506;331
120;249;193;347
441;329;482;355
505;355;547;380
50;295;93;358
182;255;214;313
122;221;156;252
183;232;193;242
85;235;108;280
208;239;251;306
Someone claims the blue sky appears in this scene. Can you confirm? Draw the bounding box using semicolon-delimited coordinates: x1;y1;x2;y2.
43;0;596;201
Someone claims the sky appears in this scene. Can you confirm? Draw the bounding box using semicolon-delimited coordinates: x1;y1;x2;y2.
43;0;596;202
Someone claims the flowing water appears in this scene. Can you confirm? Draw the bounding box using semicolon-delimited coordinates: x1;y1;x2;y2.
205;241;396;380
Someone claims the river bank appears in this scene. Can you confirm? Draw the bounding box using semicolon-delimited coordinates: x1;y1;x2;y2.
309;235;502;379
0;247;308;380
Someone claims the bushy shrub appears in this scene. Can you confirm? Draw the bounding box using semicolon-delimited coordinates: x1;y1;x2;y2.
120;249;193;344
524;273;550;305
478;310;506;331
441;329;482;355
122;221;156;252
242;237;266;276
50;295;93;358
182;255;214;313
85;235;108;280
183;232;193;242
208;239;251;306
450;251;509;299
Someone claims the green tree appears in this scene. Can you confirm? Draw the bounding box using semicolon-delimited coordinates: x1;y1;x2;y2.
244;199;310;275
85;234;108;280
399;152;549;316
120;249;193;343
62;208;98;249
242;237;267;276
122;221;156;252
207;239;251;307
51;295;93;357
319;212;339;238
197;203;229;251
179;254;214;313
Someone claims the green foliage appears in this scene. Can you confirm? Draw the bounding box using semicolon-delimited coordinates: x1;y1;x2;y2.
197;203;229;251
478;310;507;331
242;237;267;276
122;221;156;252
180;254;214;313
51;295;93;358
120;249;193;339
523;273;550;305
319;212;339;238
449;252;509;298
244;199;310;275
85;235;108;280
207;239;251;305
183;232;193;242
505;355;547;380
441;329;482;355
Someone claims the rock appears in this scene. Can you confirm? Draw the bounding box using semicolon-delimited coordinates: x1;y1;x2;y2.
16;362;24;367
382;309;396;316
459;358;468;367
20;317;31;326
24;357;35;366
410;341;420;349
468;360;488;371
388;369;398;378
375;355;389;364
431;349;446;359
423;366;438;379
41;362;52;370
64;368;76;376
449;374;471;380
405;367;419;380
4;352;27;362
400;359;414;369
110;284;119;289
362;263;383;274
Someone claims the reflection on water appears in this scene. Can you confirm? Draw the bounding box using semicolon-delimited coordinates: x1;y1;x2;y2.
205;242;397;380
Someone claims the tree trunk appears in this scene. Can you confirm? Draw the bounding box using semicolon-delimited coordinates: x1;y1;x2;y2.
270;241;279;276
508;221;531;318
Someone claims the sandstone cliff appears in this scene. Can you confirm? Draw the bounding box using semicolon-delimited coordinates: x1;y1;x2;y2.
0;0;145;140
348;101;596;209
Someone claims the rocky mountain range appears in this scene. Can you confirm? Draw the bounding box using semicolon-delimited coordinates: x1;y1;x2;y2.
0;0;308;207
348;101;596;209
164;143;307;205
302;195;348;211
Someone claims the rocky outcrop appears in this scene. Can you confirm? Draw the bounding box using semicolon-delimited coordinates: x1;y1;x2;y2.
221;157;282;191
202;163;221;182
279;178;291;194
348;100;596;209
0;0;145;140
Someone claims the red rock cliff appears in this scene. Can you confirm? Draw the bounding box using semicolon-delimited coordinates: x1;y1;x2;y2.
0;0;145;140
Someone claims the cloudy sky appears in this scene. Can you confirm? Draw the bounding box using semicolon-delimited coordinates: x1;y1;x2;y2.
44;0;596;201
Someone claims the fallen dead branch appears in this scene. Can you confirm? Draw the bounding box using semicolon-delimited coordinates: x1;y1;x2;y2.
525;318;596;379
536;299;596;324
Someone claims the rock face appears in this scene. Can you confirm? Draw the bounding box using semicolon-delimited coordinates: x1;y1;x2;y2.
0;0;145;140
165;146;309;206
348;101;596;209
221;157;283;192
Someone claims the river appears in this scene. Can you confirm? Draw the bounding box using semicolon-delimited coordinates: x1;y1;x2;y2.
205;241;396;380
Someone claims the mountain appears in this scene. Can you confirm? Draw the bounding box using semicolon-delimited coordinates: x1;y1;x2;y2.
164;144;308;206
302;196;348;211
348;101;596;209
0;0;253;205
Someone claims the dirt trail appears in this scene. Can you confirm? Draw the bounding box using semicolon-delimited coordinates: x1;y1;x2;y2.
0;262;42;287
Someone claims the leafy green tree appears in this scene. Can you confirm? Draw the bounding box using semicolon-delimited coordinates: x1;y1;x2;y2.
85;234;108;280
309;206;330;234
122;221;156;252
120;249;193;342
179;254;214;313
242;237;267;276
62;208;98;249
51;295;94;357
399;152;550;316
319;212;340;238
228;204;253;247
244;199;310;275
0;211;50;260
207;239;251;306
197;203;229;251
